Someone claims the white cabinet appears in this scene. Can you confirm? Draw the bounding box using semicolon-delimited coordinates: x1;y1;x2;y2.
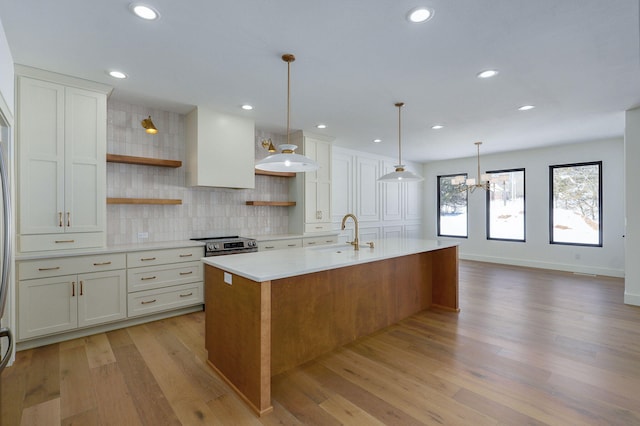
185;106;255;189
258;238;303;251
127;247;204;317
302;235;338;246
356;157;380;222
16;66;110;252
289;131;334;234
18;253;126;340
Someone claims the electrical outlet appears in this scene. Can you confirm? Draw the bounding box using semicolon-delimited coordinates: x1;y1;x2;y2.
138;232;149;239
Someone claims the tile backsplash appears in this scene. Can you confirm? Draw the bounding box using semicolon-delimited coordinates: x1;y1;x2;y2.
106;101;290;245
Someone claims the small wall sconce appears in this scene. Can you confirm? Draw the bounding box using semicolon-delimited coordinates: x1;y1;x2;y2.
261;138;276;153
141;115;158;134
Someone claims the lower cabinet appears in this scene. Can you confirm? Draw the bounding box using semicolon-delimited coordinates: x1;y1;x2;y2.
17;245;204;344
18;255;127;340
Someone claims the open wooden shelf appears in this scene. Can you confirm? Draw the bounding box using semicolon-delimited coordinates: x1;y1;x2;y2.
107;154;182;168
245;201;296;207
255;169;296;177
107;198;182;205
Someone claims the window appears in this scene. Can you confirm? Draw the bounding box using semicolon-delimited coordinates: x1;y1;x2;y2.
438;174;468;238
549;161;602;246
486;169;525;241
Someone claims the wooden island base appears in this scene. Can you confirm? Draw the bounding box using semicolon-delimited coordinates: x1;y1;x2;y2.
204;245;459;415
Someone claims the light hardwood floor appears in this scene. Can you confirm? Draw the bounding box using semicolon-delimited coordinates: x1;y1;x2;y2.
2;260;640;425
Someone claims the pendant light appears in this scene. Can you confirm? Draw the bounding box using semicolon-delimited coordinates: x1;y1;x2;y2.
255;54;319;173
378;102;423;182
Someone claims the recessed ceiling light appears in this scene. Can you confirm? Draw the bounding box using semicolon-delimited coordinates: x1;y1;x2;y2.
241;104;253;110
407;7;434;23
316;124;327;129
431;124;444;130
373;139;382;143
130;3;160;20
108;70;127;79
518;105;535;111
477;69;499;79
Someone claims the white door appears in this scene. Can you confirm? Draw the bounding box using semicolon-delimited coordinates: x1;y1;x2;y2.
77;270;126;327
18;274;77;339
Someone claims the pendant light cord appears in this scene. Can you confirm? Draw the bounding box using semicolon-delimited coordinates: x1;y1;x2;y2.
283;54;296;146
396;102;404;165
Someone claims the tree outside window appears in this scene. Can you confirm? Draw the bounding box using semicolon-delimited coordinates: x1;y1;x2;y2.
486;168;525;241
438;174;468;238
549;161;602;246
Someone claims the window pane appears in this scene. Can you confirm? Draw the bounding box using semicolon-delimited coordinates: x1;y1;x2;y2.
487;169;525;241
438;174;468;237
550;162;602;246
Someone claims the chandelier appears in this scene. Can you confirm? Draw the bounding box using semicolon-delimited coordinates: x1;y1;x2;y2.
451;141;491;193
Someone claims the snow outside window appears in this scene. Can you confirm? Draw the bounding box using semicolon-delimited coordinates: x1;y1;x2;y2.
438;174;468;238
486;169;526;241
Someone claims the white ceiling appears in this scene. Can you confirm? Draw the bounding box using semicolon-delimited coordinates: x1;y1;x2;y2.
0;0;638;162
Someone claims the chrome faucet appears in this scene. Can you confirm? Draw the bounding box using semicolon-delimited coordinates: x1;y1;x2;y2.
341;213;360;250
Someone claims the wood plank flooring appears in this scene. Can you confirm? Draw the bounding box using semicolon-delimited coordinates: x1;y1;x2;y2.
3;260;640;425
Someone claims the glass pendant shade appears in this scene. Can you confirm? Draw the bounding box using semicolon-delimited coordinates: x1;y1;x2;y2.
255;144;319;172
255;53;319;173
378;102;423;183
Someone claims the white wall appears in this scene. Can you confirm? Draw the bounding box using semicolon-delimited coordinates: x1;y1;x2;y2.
624;108;640;305
0;18;13;117
422;138;625;277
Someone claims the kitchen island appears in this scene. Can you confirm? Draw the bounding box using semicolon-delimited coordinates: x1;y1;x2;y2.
202;238;459;415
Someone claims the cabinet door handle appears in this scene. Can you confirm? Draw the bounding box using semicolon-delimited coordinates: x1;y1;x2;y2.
179;271;193;276
141;276;156;281
71;281;75;297
80;281;84;296
141;299;157;305
93;261;112;266
179;292;193;298
55;240;75;244
179;253;193;258
38;266;60;271
140;257;156;261
58;212;63;227
67;212;71;227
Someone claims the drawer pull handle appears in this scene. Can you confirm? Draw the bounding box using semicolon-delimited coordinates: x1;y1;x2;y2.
307;242;316;245
287;244;297;247
179;292;193;298
141;276;157;281
141;299;157;305
315;226;323;229
140;257;156;261
93;261;112;266
265;246;275;249
179;253;193;257
38;266;61;271
179;271;193;276
55;240;75;244
326;240;334;243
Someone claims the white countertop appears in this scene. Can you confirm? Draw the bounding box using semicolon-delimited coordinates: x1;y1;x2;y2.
202;238;458;282
252;232;339;242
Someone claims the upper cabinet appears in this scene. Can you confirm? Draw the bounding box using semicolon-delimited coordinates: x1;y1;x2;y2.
289;131;333;234
185;107;255;189
16;66;111;252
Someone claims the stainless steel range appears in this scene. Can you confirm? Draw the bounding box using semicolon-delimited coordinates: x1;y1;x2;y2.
191;236;258;256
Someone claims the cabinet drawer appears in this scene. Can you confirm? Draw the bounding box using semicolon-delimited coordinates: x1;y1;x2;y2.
304;223;332;233
128;282;203;317
303;236;338;247
258;239;303;251
19;232;105;253
127;261;203;293
19;253;126;280
127;246;204;268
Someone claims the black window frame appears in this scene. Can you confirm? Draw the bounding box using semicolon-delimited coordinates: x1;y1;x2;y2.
549;161;603;247
437;173;468;238
485;168;526;242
